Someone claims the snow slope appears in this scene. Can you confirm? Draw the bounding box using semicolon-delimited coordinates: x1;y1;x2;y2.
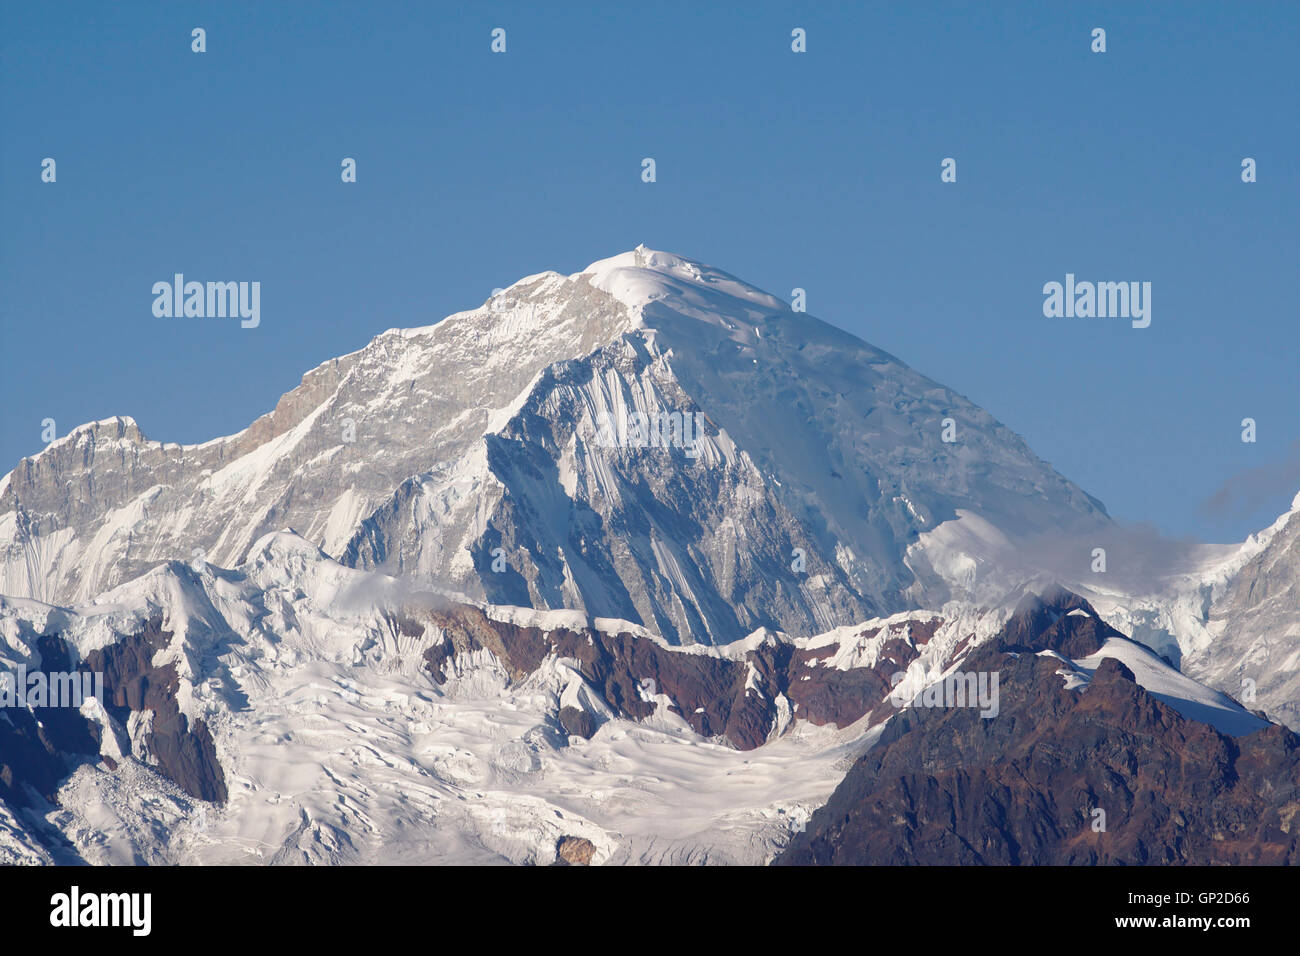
1047;636;1269;737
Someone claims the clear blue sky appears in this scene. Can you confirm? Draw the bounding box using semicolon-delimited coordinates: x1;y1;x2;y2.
2;1;1297;543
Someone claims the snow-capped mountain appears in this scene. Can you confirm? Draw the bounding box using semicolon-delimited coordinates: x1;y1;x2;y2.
0;247;1107;645
3;246;1295;867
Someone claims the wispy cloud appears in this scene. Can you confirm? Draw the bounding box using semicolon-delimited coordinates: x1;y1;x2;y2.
1201;440;1300;521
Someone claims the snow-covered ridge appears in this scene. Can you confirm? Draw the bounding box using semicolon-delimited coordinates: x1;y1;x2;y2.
1047;637;1269;737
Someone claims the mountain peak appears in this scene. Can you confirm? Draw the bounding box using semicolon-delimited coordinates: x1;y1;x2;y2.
576;247;787;314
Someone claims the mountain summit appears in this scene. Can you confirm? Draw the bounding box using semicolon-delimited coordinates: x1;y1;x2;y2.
0;248;1107;643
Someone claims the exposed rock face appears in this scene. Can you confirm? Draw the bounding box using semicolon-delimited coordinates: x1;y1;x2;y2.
425;605;779;749
1;617;227;814
776;592;1300;866
995;588;1117;657
555;835;596;865
557;706;599;739
0;634;101;813
2;618;228;860
423;604;944;750
82;618;228;804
